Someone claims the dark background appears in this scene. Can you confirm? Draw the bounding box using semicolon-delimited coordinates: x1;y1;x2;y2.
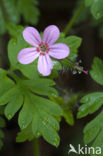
0;0;103;155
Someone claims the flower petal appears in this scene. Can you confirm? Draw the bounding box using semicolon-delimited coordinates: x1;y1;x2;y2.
18;48;39;64
38;55;52;76
45;54;53;70
23;27;41;47
49;43;70;59
43;25;60;45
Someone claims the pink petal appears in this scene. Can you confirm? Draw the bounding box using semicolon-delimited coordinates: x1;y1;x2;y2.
18;48;39;64
43;25;60;45
49;43;70;59
38;55;52;76
45;54;53;70
23;27;41;47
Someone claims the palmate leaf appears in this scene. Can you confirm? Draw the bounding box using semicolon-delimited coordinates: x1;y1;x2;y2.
18;93;61;147
85;0;103;19
83;111;103;156
0;73;63;147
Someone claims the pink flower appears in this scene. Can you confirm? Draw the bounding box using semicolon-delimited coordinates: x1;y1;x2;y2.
18;25;70;76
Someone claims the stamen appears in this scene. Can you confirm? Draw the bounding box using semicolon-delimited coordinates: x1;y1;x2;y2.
38;41;50;54
45;43;49;47
39;41;44;46
46;49;49;53
37;47;40;52
40;53;45;56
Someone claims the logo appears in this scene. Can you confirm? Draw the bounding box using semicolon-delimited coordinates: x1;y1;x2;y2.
68;144;101;155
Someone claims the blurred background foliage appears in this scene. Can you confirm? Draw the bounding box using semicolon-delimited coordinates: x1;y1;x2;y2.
0;0;103;156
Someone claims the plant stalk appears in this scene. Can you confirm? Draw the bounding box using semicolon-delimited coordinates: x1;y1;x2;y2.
64;1;85;35
33;138;40;156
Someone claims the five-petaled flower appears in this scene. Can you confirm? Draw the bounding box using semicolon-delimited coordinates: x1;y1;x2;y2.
18;25;70;76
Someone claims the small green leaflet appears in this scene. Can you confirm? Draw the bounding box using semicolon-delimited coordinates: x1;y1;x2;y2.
0;0;20;34
90;57;103;85
50;96;74;126
17;0;39;25
0;0;39;34
83;111;103;156
77;92;103;118
85;0;103;19
0;70;63;147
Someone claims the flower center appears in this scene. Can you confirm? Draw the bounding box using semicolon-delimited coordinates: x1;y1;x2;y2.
36;42;50;55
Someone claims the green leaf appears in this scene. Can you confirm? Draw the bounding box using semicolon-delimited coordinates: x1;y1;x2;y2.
6;23;24;37
4;94;23;120
0;74;63;147
84;111;103;144
91;130;103;156
17;62;39;79
0;68;14;97
52;59;62;70
8;35;28;68
77;92;103;118
50;96;74;126
16;124;34;142
2;0;20;23
17;92;62;147
22;79;58;97
83;111;103;156
18;96;33;129
85;0;103;19
90;57;103;85
8;27;39;78
17;0;39;25
0;0;20;34
0;0;39;34
85;0;93;7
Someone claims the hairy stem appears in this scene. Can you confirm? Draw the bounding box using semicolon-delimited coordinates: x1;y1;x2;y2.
33;138;40;156
64;1;85;35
